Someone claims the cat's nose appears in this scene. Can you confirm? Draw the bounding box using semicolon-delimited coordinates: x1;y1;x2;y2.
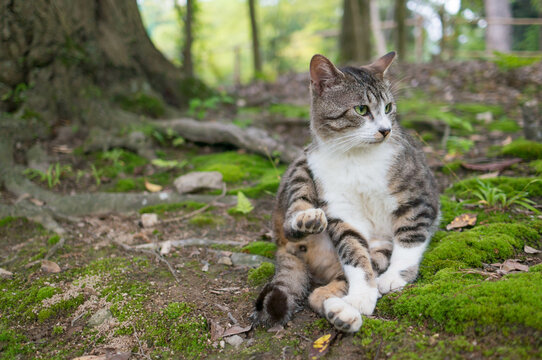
378;128;391;137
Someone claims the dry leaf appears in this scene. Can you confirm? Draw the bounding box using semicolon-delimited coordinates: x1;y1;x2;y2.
479;171;500;179
29;198;45;206
524;245;541;254
501;259;529;273
501;136;512;146
41;260;61;273
222;324;251;338
144;180;162;193
0;268;13;279
309;333;335;359
210;320;225;341
462;158;521;172
446;213;477;231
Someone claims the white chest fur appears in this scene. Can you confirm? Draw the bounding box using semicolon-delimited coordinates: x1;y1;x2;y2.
307;143;398;241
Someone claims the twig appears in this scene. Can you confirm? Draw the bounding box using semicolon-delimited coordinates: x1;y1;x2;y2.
227;312;239;325
132;324;151;360
161;184;227;224
113;239;181;285
374;335;384;360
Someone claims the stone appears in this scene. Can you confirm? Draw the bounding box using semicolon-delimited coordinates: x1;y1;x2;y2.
0;268;13;279
174;171;224;194
224;335;243;348
230;253;270;268
41;260;61;274
141;213;158;228
87;308;112;328
217;256;233;266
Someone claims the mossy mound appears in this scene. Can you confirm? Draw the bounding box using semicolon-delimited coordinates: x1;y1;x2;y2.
189;151;285;197
529;160;542;174
500;139;542;161
248;262;275;286
445;176;542;198
420;223;539;279
488;118;520;133
241;241;277;259
379;269;542;334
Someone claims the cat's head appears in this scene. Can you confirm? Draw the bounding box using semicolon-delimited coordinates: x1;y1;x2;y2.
309;52;397;151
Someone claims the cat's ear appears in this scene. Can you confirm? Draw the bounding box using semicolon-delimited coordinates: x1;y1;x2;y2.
366;51;396;79
310;54;344;94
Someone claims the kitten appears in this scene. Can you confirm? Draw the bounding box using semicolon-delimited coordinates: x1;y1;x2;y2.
251;52;440;333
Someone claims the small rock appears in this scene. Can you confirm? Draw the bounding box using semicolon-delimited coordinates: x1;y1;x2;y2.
268;324;284;333
141;213;158;228
201;261;209;272
87;308;112;327
224;335;244;348
160;240;172;255
174;171;224;194
217;256;233;266
475;111;493;123
0;268;13;279
219;340;225;348
41;260;61;274
230;253;270;268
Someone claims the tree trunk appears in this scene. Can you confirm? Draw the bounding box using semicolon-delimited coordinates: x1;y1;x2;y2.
484;0;512;52
182;0;195;79
0;0;185;125
340;0;372;63
370;0;387;56
394;0;407;60
248;0;262;78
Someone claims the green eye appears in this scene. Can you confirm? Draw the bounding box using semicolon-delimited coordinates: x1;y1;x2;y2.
385;103;393;114
354;105;369;116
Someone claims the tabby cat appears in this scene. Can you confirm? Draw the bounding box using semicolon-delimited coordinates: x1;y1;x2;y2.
251;52;440;333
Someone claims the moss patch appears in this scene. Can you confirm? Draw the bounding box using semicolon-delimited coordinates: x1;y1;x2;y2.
188;214;224;227
446;176;542;198
268;103;310;119
247;262;275;286
241;241;277;259
115;92;165;118
529;160;542;174
500;139;542;161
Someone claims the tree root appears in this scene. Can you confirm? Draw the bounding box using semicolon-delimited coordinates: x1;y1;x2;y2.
134;238;245;250
154;118;302;163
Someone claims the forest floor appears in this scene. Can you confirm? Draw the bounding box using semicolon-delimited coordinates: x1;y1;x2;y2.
1;60;542;359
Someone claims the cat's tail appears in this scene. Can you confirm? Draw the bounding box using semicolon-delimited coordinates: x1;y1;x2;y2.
251;246;310;327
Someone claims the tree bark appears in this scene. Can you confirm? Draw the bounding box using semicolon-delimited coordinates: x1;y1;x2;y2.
394;0;407;60
182;0;195;79
484;0;512;52
340;0;372;63
248;0;263;77
370;0;387;56
0;0;185;123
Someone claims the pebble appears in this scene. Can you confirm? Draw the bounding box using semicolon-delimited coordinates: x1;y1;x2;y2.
174;171;224;194
87;308;112;327
141;213;158;228
217;256;233;266
224;335;243;348
41;260;61;274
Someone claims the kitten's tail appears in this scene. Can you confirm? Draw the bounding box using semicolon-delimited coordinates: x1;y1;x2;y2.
251;247;310;327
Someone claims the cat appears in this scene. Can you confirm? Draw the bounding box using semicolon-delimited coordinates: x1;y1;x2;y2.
251;51;440;333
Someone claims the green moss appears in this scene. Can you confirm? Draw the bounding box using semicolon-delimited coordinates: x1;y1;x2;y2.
0;216;18;227
0;327;34;357
47;234;61;246
488;119;520;133
241;241;277;259
189;151;285;197
165;302;194;319
115;92;165;118
247;262;275;286
108;178;144;192
36;286;58;301
52;325;64;336
441;161;462;175
446;176;542;197
421;223;539;279
268;103;310;119
501;139;542;160
139;201;206;215
452;103;505;118
529;160;542;174
379;270;542;334
188;214;224;227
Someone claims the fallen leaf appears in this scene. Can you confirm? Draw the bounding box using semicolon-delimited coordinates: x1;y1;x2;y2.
41;260;61;273
501;259;529;273
309;333;335;359
29;197;45;206
0;268;13;279
210;320;225;341
524;245;541;254
501;136;512;146
479;171;500;179
222;324;251;338
462;158;521;172
446;213;477;231
144;180;162;193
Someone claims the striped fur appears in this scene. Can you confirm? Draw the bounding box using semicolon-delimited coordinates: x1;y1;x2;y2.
252;52;439;332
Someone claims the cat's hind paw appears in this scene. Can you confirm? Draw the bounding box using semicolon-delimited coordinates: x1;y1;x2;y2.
323;297;362;333
377;271;407;295
290;208;327;235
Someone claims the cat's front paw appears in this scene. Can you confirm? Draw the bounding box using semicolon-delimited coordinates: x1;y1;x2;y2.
377;270;407;295
323;297;362;333
291;208;327;235
342;286;379;316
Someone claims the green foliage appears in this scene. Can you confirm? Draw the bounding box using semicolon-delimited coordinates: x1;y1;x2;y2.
228;191;254;215
529;160;542;174
467;179;540;213
165;302;194;319
500;139;542;160
398;96;473;132
47;235;61;246
492;52;542;70
97;148;148;177
446;176;542;198
188;214;224;227
24;163;73;188
241;241;277;259
187;93;233;120
0;216;18;228
247;262;275;286
36;286;58;301
109;178;141;192
446;136;474;155
0;327;34;357
1;82;31;108
116;92;165;118
441;161;462;175
151;158;187;169
488;119;520;133
139;201;206;215
268;103;310;119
